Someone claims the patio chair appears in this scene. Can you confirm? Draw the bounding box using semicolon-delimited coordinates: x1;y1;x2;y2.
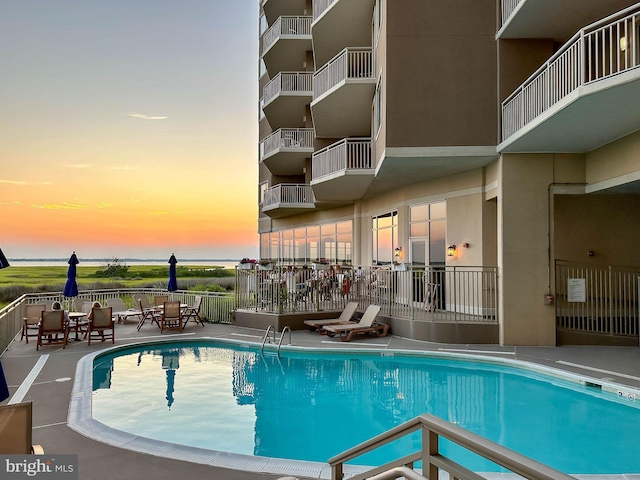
160;301;184;333
182;295;205;326
134;295;160;331
105;298;141;324
21;304;45;344
303;301;358;332
86;306;115;346
0;401;43;454
322;305;388;342
154;295;169;307
36;310;69;350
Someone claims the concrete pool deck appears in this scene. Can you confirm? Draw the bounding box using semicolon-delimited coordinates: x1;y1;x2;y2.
3;319;640;480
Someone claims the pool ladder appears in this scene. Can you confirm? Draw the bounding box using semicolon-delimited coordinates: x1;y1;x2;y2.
261;325;291;357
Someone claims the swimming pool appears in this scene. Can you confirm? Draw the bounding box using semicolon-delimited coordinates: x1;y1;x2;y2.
86;340;640;475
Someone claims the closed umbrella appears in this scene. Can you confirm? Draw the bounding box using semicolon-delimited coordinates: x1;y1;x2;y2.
63;252;79;301
167;253;178;292
0;248;9;269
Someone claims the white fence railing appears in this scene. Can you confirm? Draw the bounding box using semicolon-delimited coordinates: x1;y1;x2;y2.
0;288;234;355
500;0;523;27
313;0;336;20
312;138;372;180
263;71;313;106
313;47;374;99
555;261;640;337
502;5;640;140
263;184;315;208
236;264;498;323
261;128;315;159
261;16;312;55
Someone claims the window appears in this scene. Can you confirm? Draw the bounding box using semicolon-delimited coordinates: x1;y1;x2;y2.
373;0;383;46
372;211;397;265
373;76;382;138
259;182;267;205
409;202;446;265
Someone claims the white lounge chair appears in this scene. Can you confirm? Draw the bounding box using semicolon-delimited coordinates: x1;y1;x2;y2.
105;298;141;324
322;305;388;342
303;302;358;332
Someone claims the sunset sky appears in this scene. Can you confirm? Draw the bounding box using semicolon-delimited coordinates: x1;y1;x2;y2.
0;1;259;260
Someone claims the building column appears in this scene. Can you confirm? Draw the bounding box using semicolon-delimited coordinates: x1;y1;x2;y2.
498;154;556;346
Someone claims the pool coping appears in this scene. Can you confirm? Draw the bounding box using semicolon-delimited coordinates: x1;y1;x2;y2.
68;336;640;478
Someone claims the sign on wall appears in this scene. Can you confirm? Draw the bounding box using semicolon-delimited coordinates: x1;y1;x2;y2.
567;278;586;302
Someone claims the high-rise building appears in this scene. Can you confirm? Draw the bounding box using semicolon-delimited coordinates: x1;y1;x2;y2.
254;0;640;346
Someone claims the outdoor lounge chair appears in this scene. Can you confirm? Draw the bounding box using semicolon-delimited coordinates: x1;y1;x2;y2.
322;304;388;342
86;306;115;346
182;295;205;326
22;304;45;343
105;298;141;324
160;301;184;333
36;310;69;350
135;295;160;331
0;401;43;454
303;301;358;332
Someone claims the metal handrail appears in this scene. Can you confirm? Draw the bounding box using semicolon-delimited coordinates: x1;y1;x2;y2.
276;325;291;356
261;325;275;352
329;414;576;480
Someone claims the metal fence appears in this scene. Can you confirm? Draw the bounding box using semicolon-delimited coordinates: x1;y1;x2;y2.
235;264;498;324
261;16;312;55
311;137;372;180
313;47;374;99
555;261;640;337
263;72;313;105
0;288;234;355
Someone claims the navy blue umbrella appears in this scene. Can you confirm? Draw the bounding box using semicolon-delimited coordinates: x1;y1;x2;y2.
0;248;9;269
62;252;79;298
167;253;178;292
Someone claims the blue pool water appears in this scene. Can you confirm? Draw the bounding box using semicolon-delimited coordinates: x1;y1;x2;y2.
91;341;640;474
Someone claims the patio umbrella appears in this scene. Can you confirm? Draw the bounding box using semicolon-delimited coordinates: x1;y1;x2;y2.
167;253;178;292
0;248;9;269
62;252;79;301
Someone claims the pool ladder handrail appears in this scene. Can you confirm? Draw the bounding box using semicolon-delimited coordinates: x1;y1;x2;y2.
261;325;276;352
276;325;291;357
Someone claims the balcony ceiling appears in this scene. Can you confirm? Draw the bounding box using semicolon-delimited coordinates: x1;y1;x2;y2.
498;0;638;42
363;147;498;199
262;0;307;25
312;0;375;67
263;37;312;78
263;203;316;219
311;170;375;202
262;149;312;176
499;70;640;153
311;80;375;138
263;94;311;129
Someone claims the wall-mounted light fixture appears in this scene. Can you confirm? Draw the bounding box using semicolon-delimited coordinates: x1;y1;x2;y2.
0;248;10;269
447;245;457;257
620;36;628;51
394;246;402;257
462;243;470;248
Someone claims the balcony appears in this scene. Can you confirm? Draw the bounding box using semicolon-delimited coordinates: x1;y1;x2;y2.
262;184;315;218
261;16;312;78
260;128;314;176
311;48;375;138
498;0;637;42
261;0;308;25
500;5;640;153
312;0;375;68
263;72;313;129
311;138;374;201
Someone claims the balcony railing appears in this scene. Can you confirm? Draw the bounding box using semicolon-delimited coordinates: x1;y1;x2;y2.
263;184;314;208
502;5;640;140
313;0;336;20
261;16;312;55
313;47;374;99
261;128;315;159
312;138;372;180
263;72;313;106
500;0;523;27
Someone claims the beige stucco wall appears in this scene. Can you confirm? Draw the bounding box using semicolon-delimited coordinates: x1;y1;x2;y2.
384;0;497;147
499;154;556;346
446;194;486;266
586;130;640;188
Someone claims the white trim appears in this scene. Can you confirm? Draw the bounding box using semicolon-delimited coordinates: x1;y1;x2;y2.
384;146;498;158
586;170;640;194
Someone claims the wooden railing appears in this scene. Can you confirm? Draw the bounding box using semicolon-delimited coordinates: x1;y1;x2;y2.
261;16;312;55
502;4;640;140
329;414;575;480
312;137;372;180
313;47;374;99
263;71;313;106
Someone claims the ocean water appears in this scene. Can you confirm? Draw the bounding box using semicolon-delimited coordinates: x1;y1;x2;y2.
8;259;238;268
